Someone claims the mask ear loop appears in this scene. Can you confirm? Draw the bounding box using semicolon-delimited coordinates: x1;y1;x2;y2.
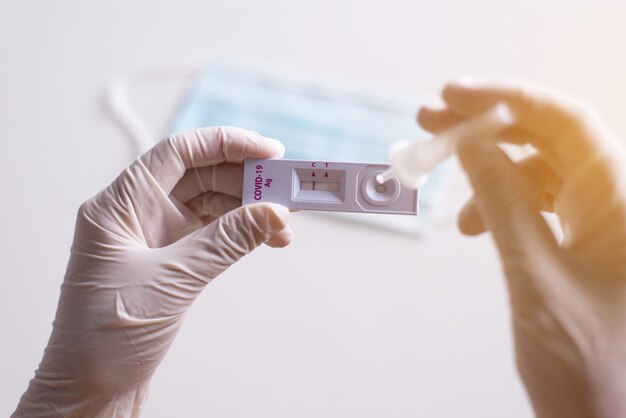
104;65;204;155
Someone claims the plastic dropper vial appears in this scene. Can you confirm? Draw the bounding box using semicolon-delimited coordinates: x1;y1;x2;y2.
376;103;516;189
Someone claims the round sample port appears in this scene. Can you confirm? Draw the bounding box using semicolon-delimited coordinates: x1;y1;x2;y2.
361;171;401;206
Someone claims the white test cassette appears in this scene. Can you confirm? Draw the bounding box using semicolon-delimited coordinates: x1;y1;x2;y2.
242;159;419;215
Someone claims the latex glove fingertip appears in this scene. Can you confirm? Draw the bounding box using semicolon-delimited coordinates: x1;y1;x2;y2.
266;225;293;248
260;137;286;158
249;202;290;235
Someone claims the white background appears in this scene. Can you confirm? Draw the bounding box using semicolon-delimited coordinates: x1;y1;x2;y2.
2;1;626;417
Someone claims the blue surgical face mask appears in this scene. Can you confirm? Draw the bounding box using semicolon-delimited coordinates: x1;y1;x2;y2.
169;63;452;235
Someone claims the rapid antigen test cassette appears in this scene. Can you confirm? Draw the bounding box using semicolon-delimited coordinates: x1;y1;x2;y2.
242;159;419;215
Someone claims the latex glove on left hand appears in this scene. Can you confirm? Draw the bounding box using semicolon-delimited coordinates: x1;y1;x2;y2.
13;127;291;418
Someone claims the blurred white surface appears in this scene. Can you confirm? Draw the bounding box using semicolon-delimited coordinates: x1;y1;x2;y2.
2;1;626;417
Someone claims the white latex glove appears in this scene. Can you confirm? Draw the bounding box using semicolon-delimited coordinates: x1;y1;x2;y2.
418;81;626;418
12;126;292;417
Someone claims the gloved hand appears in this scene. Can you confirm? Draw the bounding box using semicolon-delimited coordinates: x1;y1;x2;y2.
418;81;626;418
12;127;291;418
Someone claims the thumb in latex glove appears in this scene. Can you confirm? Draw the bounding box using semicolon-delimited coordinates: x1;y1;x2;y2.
13;127;291;417
419;81;626;418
